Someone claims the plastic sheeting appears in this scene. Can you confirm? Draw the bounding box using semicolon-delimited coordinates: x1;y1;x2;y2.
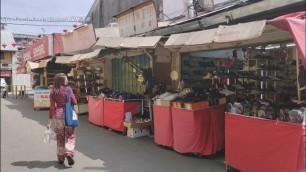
225;113;306;172
153;105;173;147
171;104;227;155
103;100;138;132
88;96;104;126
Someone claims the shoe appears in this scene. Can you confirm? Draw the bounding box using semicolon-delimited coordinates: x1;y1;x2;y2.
66;154;75;166
58;161;64;164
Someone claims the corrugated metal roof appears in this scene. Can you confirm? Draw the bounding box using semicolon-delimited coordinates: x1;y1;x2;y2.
1;30;18;51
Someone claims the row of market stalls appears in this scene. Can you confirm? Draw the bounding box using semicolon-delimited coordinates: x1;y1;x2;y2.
18;11;305;172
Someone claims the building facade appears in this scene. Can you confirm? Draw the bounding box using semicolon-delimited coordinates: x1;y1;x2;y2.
1;30;18;85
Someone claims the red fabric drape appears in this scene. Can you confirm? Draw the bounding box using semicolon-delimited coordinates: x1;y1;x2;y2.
153;105;173;147
268;12;306;69
225;113;306;172
88;96;104;126
103;100;138;132
171;104;226;155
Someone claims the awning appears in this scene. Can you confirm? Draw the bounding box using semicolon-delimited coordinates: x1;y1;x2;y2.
55;56;75;64
68;49;102;62
268;12;306;69
25;61;39;71
93;36;161;49
38;59;51;68
164;20;292;52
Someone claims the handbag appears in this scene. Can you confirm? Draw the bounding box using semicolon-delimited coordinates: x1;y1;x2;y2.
65;87;79;126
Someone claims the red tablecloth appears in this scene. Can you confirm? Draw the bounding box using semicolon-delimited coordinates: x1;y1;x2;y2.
171;104;227;155
88;96;104;126
225;113;306;172
153;105;173;147
103;100;138;132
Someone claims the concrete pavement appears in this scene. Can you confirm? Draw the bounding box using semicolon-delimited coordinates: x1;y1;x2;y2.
1;97;227;172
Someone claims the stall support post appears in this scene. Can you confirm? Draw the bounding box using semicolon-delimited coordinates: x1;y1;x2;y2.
303;110;306;125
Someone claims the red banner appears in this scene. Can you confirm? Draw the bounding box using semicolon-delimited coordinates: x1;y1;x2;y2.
103;100;138;132
171;104;226;155
153;105;173;147
88;96;104;126
225;113;306;172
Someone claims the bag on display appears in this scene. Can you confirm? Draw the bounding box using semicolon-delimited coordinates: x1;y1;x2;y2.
65;88;79;127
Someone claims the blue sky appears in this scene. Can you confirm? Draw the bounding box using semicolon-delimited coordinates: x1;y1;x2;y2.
1;0;95;35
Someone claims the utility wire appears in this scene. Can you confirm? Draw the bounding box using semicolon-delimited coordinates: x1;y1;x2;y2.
1;22;73;27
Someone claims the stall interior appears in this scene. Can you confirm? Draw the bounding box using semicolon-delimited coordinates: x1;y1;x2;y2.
73;58;107;104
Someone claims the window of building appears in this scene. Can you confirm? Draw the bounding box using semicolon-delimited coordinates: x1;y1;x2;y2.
0;52;4;59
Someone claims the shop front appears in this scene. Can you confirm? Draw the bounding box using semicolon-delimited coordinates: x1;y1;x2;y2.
163;12;305;171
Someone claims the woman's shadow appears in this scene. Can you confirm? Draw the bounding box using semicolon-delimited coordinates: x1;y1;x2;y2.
11;160;71;170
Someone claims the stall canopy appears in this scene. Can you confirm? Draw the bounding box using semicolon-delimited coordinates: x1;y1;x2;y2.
93;36;162;50
55;56;75;64
164;20;292;52
268;11;306;69
38;59;51;68
68;49;102;62
25;61;39;71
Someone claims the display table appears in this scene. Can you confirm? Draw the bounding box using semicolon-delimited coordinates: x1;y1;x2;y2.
103;99;138;132
88;96;104;126
171;104;227;155
225;113;306;172
153;105;173;147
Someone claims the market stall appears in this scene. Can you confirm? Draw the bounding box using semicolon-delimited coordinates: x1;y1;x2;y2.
164;12;306;171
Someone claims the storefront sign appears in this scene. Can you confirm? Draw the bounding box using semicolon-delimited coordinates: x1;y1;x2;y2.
21;47;31;63
20;35;55;62
31;35;52;61
114;1;158;37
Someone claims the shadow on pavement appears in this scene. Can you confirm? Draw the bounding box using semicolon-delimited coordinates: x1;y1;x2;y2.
11;161;71;170
3;97;227;172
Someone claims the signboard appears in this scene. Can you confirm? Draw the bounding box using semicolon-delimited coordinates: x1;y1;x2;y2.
21;47;31;64
31;35;53;61
34;89;51;108
114;1;158;37
20;35;54;62
61;24;96;53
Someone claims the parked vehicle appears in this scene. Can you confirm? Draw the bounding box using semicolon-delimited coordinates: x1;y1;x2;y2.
1;78;7;98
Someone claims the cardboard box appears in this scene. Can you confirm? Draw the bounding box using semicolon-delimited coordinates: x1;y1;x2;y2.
199;101;209;108
124;121;153;129
184;102;199;110
127;127;150;138
161;100;171;107
154;99;162;106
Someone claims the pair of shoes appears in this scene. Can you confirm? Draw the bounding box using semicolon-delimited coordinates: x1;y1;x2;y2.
66;154;75;166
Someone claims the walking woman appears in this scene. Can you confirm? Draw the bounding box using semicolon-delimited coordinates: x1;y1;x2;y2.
47;73;77;166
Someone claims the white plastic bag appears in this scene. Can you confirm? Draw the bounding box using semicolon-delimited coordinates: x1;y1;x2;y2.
125;112;133;123
43;128;55;144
